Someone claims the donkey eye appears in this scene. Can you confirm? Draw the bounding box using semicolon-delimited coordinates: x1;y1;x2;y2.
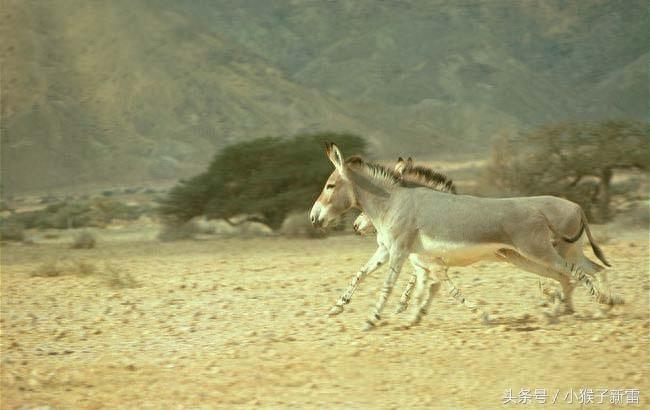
326;184;336;189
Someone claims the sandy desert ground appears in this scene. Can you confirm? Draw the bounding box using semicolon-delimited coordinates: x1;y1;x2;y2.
1;227;649;409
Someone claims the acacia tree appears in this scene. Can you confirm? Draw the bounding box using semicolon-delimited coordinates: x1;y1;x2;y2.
158;133;367;229
486;120;648;221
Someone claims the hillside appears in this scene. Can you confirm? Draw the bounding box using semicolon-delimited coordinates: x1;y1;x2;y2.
1;0;647;194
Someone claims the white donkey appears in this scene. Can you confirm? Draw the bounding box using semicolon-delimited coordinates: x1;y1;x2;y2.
310;143;621;330
350;157;483;319
351;158;614;319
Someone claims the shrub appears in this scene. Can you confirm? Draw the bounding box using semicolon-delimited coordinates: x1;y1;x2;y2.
158;132;367;230
102;263;138;288
485;120;648;222
72;260;97;276
280;211;327;238
71;231;97;249
31;261;63;277
5;199;150;231
0;220;25;242
157;220;201;242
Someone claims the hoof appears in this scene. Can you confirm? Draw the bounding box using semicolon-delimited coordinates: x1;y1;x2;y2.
407;315;422;328
394;303;408;314
328;305;344;316
405;321;419;329
610;294;625;305
542;310;560;324
555;304;575;316
361;321;376;332
480;312;491;325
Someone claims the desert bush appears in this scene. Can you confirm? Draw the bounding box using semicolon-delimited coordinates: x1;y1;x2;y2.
485;120;648;222
0;200;14;212
71;231;97;249
30;260;137;288
11;202;99;229
0;220;25;242
614;200;650;229
5;199;150;231
102;263;138;288
72;260;97;276
31;261;63;277
236;221;274;237
158;132;367;230
280;211;327;238
157;220;201;242
93;198;149;221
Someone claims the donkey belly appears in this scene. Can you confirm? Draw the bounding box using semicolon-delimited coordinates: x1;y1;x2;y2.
416;236;510;267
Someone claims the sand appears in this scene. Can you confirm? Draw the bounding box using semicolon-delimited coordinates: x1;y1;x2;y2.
1;230;648;409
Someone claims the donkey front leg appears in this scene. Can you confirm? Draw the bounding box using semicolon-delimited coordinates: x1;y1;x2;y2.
395;254;431;314
328;245;389;316
363;250;408;331
394;273;417;314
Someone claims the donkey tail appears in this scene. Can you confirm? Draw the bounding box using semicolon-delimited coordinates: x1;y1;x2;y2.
543;208;611;268
562;209;611;267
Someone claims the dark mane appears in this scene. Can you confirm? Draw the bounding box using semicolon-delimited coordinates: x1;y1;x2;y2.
345;156;402;186
343;155;456;193
403;165;457;194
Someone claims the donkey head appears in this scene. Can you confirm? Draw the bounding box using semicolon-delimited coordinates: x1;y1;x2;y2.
310;143;356;229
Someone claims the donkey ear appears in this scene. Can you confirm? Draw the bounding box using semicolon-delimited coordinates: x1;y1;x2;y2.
326;143;347;176
394;157;406;175
406;157;414;170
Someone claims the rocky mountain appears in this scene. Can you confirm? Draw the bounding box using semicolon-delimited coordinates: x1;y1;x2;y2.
1;0;647;193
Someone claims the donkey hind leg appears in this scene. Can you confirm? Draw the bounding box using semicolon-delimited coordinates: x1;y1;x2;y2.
558;257;623;306
329;246;389;316
363;251;408;331
538;278;562;305
563;242;615;302
514;237;623;307
397;255;427;314
496;249;575;316
552;241;623;306
435;264;490;324
395;273;417;314
406;263;440;327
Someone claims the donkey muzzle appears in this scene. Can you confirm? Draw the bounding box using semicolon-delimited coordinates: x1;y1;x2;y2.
311;215;324;229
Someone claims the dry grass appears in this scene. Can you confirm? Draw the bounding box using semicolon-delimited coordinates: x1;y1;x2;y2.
280;211;326;239
157;221;200;242
31;261;64;277
102;263;138;288
71;231;97;249
0;221;25;242
30;259;137;288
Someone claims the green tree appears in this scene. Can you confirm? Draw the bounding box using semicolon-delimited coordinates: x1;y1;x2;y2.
486;120;648;221
158;133;367;229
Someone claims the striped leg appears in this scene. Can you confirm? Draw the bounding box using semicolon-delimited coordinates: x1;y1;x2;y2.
538;278;562;305
436;266;490;323
363;251;407;331
497;249;576;316
395;274;417;314
420;281;441;318
557;259;624;306
513;232;623;310
407;268;440;327
328;246;389;316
